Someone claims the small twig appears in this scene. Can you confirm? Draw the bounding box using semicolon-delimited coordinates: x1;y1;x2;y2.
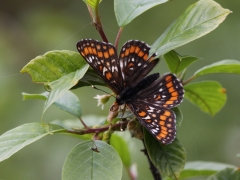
114;27;123;49
79;117;90;129
141;139;162;180
86;2;108;43
182;75;196;85
67;120;129;135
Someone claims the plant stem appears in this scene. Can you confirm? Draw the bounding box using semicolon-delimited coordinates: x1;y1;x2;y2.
67;120;129;135
141;139;162;180
114;27;123;49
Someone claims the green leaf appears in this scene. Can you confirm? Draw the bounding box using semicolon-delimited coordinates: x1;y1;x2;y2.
114;0;168;27
178;170;216;179
184;81;227;116
0;123;65;162
194;60;240;77
150;0;231;57
62;140;123;180
184;161;237;171
43;64;89;114
164;50;200;74
23;91;82;118
207;168;240;180
165;161;238;180
52;91;82;118
22;92;47;100
144;130;186;179
21;50;87;83
172;107;183;127
72;68;106;89
83;0;101;9
110;134;131;167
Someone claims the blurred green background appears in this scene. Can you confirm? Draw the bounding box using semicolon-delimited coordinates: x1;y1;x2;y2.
0;0;240;179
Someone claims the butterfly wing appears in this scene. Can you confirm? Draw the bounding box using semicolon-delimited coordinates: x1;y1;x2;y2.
127;103;176;144
77;39;123;94
136;73;184;108
118;40;159;88
127;73;184;144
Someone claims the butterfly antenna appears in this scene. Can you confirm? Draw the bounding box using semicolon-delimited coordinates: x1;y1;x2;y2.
91;85;116;98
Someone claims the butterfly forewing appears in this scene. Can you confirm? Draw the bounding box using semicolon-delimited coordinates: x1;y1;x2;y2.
77;39;123;94
128;103;176;144
119;40;159;88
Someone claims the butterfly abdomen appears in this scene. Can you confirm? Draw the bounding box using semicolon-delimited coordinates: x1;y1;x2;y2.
116;73;159;104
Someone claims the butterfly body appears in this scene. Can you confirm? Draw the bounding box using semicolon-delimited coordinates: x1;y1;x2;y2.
116;73;160;105
77;39;184;144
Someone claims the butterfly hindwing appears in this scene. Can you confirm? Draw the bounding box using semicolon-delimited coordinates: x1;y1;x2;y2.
136;73;184;109
128;103;176;144
77;39;123;94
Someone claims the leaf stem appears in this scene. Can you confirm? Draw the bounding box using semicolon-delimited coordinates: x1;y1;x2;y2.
114;27;123;49
182;75;196;85
141;139;162;180
79;117;90;129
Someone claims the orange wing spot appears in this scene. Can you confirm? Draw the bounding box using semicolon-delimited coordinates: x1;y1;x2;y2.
171;91;178;96
145;119;152;123
160;121;165;126
160;115;167;121
138;51;144;57
104;52;109;58
92;48;97;55
125;48;130;56
99;65;103;71
138;111;147;117
160;133;167;138
130;46;135;53
164;110;171;116
84;47;89;55
109;48;115;56
156;134;162;140
105;72;112;80
166;82;173;88
135;47;140;53
120;53;124;58
162;130;168;135
170;96;178;101
155;95;161;100
168;118;173;122
96;45;101;50
103;45;107;49
88;47;93;54
165;75;172;81
98;52;103;58
161;126;167;131
168;87;175;93
143;54;148;61
128;62;134;67
165;101;173;105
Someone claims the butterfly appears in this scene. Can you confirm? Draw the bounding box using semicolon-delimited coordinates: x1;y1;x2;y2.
76;39;184;144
